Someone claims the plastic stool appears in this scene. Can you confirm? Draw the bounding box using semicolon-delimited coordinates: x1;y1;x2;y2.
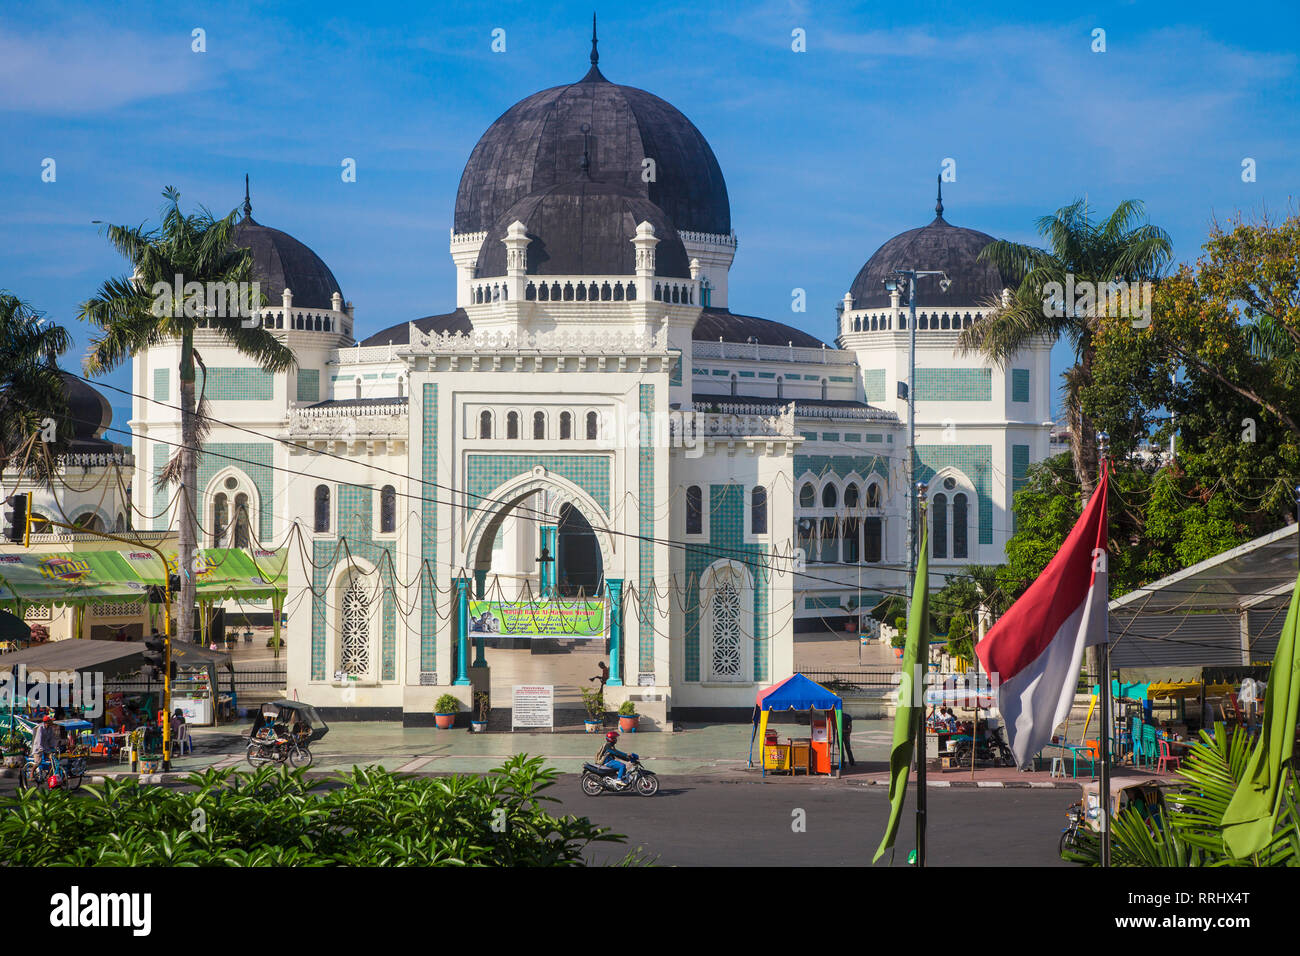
1050;756;1065;778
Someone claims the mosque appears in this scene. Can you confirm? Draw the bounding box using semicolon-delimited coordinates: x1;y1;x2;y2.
123;29;1052;724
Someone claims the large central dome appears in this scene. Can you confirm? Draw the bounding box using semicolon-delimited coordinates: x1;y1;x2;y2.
454;37;730;237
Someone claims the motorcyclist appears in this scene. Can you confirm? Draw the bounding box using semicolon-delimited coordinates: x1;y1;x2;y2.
596;730;632;788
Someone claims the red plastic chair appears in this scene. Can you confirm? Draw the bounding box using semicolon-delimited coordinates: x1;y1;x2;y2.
1156;737;1182;774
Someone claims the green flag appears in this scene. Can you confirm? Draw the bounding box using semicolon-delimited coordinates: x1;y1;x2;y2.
1222;572;1300;858
873;512;930;864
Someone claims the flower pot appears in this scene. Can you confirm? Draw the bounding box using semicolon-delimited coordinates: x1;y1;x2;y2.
618;714;639;733
893;647;904;659
584;719;602;733
470;720;488;733
2;753;24;769
434;713;456;730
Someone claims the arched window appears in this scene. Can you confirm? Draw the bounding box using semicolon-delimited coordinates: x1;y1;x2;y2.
821;379;828;400
702;563;751;682
233;493;250;548
864;482;882;563
822;484;838;508
932;493;948;559
866;483;881;509
212;493;229;547
842;517;860;563
730;373;738;397
354;378;361;400
380;485;396;533
776;376;784;400
799;483;816;508
844;483;860;508
314;485;331;533
533;411;545;440
397;378;405;399
952;492;969;559
339;574;370;677
586;411;598;440
751;486;768;534
506;411;519;439
559;411;572;440
479;410;492;439
686;485;703;535
820;517;839;563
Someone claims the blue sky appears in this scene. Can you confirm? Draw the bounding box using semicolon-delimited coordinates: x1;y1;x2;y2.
3;0;1297;427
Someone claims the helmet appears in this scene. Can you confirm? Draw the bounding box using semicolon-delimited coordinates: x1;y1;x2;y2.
42;715;53;723
605;731;620;742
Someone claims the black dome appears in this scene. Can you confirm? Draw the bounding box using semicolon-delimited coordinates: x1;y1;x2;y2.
232;215;343;311
849;214;1013;310
475;180;690;278
60;372;111;442
454;63;730;238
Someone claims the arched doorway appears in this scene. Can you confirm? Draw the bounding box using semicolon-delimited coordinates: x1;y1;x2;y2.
557;503;602;597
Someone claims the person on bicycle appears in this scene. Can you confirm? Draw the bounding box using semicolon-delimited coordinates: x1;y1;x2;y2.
596;730;632;788
30;714;58;769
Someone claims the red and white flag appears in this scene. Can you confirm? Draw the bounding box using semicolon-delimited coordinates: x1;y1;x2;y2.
977;463;1109;769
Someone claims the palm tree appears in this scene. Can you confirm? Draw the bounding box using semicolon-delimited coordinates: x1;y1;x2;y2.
0;292;73;476
958;199;1172;497
80;187;295;645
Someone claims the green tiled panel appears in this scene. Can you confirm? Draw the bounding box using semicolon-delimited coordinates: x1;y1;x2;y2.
195;443;274;542
638;384;655;671
693;367;707;376
684;484;770;684
209;367;274;401
757;372;776;379
806;595;844;610
420;383;438;673
915;368;991;402
711;369;729;377
822;433;840;442
738;370;755;378
1011;368;1030;403
866;434;883;443
297;369;320;403
153;369;170;403
669;350;683;386
1012;444;1030;533
466;455;609;514
914;444;993;545
845;433;862;443
829;376;853;383
311;486;398;683
793;454;890;483
800;432;819;441
151;443;169;531
863;369;887;403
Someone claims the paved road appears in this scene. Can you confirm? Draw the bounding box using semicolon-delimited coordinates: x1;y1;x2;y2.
549;778;1070;866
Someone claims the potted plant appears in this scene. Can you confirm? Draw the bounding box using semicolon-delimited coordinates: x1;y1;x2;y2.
892;617;907;658
471;692;490;733
617;700;639;733
580;687;605;732
434;693;462;730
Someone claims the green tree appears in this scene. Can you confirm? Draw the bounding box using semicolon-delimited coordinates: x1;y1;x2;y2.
959;199;1172;496
0;292;73;477
80;187;294;646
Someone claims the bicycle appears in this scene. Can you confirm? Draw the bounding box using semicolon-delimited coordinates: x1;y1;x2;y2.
17;751;86;792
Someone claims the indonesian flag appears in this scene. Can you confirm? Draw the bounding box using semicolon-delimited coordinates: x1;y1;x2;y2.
977;462;1109;769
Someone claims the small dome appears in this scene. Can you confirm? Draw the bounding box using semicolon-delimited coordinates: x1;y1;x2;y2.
474;179;690;278
454;32;730;237
849;187;1013;310
231;200;343;311
60;372;111;442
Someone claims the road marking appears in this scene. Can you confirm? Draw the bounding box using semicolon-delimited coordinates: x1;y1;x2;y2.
396;756;438;773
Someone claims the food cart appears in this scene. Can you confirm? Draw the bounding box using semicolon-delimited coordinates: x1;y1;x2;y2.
748;673;844;777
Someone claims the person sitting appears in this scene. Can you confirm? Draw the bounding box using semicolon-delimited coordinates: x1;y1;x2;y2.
596;730;632;788
30;714;58;769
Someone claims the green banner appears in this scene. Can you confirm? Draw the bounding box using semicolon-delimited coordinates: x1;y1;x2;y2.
468;600;606;638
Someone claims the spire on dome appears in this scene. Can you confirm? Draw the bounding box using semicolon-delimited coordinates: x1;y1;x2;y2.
935;174;944;220
243;174;253;220
581;13;606;81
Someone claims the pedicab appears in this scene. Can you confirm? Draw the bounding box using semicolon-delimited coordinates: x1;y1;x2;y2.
1059;776;1181;857
246;700;329;768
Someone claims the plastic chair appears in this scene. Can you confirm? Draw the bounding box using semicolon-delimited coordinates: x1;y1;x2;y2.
1156;737;1182;774
174;725;193;756
1049;756;1066;778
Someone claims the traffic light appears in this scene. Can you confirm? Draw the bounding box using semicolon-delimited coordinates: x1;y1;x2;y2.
3;494;28;544
143;629;165;674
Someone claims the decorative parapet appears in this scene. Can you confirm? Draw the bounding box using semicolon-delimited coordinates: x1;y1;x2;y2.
287;401;407;439
671;402;797;442
408;326;669;354
678;229;738;248
467;274;699;307
692;338;857;366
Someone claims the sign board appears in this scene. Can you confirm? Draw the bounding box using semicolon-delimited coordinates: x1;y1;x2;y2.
469;600;605;638
418;672;438;686
637;672;656;686
511;684;554;730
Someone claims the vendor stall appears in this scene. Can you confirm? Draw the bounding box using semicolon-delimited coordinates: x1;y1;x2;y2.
749;673;844;777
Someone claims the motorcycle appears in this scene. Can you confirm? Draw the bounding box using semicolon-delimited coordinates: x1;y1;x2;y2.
951;724;1015;768
580;753;659;797
245;726;313;768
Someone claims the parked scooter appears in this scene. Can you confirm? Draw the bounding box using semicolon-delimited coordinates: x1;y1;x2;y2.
952;723;1015;768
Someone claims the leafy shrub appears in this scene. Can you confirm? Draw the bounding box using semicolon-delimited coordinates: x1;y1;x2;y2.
617;701;637;717
434;693;462;715
0;756;626;866
580;687;605;721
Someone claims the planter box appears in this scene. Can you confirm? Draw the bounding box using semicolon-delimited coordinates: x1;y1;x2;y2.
618;715;639;733
470;720;488;733
583;720;602;733
434;713;456;730
2;754;24;769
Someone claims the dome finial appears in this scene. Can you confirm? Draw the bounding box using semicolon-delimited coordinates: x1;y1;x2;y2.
243;173;253;219
935;174;944;219
590;12;598;67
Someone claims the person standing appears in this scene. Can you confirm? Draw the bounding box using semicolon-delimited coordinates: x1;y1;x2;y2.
589;661;609;693
841;710;855;767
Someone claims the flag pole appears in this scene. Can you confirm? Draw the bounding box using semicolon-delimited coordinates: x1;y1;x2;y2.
915;483;928;867
1097;432;1112;868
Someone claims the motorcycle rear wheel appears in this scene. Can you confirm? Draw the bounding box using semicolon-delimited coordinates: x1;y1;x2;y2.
289;745;313;769
635;773;659;797
581;773;604;796
246;743;272;767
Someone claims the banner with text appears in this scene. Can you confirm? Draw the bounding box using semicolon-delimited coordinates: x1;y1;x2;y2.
468;600;607;638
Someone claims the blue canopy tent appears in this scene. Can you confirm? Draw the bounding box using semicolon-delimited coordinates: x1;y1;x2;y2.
749;673;844;776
